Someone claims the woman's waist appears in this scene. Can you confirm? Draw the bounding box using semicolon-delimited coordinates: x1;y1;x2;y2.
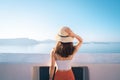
57;68;72;72
57;66;71;71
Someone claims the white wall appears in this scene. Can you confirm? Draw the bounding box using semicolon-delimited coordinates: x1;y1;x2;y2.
77;64;120;80
0;54;120;80
0;64;33;80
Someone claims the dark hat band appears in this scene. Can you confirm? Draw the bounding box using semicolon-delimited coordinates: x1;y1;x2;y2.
58;34;69;37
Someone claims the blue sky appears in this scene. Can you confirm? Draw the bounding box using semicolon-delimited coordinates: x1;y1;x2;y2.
0;0;120;42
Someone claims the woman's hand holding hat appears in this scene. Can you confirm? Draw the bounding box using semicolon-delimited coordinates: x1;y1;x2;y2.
65;27;75;38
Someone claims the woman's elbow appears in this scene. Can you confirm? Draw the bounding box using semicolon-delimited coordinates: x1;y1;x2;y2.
50;65;55;69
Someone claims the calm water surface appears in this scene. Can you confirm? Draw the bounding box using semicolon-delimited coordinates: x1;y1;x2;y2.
0;43;120;63
0;43;120;54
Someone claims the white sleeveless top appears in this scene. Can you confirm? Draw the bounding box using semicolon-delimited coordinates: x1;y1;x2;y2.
56;60;72;71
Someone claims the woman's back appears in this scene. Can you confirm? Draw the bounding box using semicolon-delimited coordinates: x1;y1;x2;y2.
56;60;72;71
54;53;74;70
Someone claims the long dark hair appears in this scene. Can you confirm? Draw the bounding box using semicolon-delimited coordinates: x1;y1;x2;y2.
55;42;75;57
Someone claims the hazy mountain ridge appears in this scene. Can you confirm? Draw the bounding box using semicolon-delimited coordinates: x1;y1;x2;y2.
0;38;119;45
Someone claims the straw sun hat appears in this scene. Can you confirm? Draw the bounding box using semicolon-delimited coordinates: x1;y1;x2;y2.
56;27;74;43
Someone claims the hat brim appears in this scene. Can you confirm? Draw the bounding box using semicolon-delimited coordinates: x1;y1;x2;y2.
56;35;74;43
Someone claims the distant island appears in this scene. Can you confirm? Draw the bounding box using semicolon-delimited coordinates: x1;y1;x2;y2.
0;38;39;45
0;38;119;46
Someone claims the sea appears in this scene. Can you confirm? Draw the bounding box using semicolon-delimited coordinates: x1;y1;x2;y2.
0;42;120;63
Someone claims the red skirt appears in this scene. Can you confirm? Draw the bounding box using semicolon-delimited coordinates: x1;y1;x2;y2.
54;69;75;80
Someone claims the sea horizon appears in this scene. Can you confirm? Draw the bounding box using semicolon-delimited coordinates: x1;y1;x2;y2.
0;38;120;54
